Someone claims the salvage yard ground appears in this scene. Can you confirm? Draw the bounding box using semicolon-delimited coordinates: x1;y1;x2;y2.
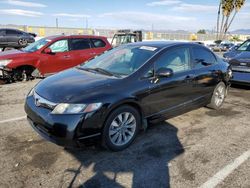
0;80;249;188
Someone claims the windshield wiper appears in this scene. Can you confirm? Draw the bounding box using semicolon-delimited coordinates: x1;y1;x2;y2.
77;67;121;78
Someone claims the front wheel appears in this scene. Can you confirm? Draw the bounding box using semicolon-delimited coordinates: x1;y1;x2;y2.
207;82;227;110
102;105;141;151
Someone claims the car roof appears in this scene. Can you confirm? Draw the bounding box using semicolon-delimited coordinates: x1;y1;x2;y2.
127;41;191;49
0;28;24;31
45;35;107;41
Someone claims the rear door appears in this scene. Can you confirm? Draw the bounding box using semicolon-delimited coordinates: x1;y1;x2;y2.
5;29;20;44
90;38;110;55
191;46;221;99
38;39;73;75
69;38;95;65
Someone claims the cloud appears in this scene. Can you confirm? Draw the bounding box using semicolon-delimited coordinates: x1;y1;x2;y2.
147;0;181;7
172;3;217;13
4;0;47;8
99;11;196;30
53;13;90;18
0;9;43;17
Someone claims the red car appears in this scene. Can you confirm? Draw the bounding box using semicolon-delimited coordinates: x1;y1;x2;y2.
0;35;112;82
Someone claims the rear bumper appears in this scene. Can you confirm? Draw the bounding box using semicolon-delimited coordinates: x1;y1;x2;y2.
230;71;250;85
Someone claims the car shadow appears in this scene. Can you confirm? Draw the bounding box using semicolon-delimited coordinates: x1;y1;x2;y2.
64;121;184;188
231;84;250;90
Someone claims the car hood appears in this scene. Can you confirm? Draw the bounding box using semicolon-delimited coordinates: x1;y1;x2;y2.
232;51;250;61
224;50;250;59
0;49;29;60
35;68;118;103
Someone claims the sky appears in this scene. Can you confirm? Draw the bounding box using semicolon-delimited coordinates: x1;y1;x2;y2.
0;0;249;31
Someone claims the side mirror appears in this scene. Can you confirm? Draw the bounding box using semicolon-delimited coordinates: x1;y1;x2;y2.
43;48;52;54
156;68;173;78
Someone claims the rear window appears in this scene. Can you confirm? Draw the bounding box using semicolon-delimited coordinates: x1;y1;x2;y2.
91;39;106;48
71;38;91;50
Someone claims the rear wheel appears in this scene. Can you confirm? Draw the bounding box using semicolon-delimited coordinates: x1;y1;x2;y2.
18;38;28;47
102;105;140;151
207;82;227;110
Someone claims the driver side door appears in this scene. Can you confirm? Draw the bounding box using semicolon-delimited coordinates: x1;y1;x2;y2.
38;39;72;76
142;46;196;117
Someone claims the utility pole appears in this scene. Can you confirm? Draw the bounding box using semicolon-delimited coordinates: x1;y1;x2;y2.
85;17;88;29
56;18;58;28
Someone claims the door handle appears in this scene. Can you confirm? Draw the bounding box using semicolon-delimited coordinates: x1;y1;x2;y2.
63;55;71;59
185;75;195;83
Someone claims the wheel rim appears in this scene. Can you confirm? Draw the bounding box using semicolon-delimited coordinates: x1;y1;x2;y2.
19;39;27;46
214;85;225;107
109;112;136;146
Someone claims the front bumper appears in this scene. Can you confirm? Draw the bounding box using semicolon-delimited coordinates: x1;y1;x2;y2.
0;66;12;81
25;96;104;147
231;71;250;85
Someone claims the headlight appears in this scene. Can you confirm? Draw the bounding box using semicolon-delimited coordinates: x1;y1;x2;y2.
224;57;231;62
228;69;233;78
51;103;102;114
0;59;12;66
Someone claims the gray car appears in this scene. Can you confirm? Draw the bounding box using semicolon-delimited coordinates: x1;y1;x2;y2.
0;28;35;49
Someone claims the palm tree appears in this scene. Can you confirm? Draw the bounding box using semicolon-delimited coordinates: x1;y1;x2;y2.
216;1;222;40
224;0;246;35
219;0;234;40
218;0;246;40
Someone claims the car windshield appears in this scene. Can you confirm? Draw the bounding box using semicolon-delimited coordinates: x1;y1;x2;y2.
80;45;158;76
23;38;51;52
237;40;250;52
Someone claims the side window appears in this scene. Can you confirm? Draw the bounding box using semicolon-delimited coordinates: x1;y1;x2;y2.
6;30;17;35
155;47;191;73
192;47;217;69
71;38;91;50
49;40;69;53
91;39;106;48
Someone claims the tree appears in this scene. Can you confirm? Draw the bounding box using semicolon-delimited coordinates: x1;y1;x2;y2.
216;0;246;40
197;29;206;34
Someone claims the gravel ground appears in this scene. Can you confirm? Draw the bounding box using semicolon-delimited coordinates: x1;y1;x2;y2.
0;80;249;188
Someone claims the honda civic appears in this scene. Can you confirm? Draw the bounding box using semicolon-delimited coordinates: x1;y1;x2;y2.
25;41;232;151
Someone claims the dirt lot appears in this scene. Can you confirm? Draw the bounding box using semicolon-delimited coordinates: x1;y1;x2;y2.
0;80;249;188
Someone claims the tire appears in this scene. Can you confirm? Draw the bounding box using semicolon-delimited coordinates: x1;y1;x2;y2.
18;39;28;47
102;105;141;151
207;82;227;110
13;68;25;81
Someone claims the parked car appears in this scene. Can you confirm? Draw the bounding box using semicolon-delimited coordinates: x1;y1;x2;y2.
0;28;36;49
228;44;241;52
0;35;112;82
207;44;221;52
224;39;250;85
25;41;232;151
219;43;234;52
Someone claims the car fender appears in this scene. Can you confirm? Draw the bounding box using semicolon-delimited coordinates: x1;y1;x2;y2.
6;56;40;71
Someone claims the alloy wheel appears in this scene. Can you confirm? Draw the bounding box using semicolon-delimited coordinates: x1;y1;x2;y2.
214;85;225;107
19;39;27;46
109;112;136;146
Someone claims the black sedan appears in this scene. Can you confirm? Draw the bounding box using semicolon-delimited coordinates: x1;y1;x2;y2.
25;41;232;151
224;39;250;85
0;28;35;50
